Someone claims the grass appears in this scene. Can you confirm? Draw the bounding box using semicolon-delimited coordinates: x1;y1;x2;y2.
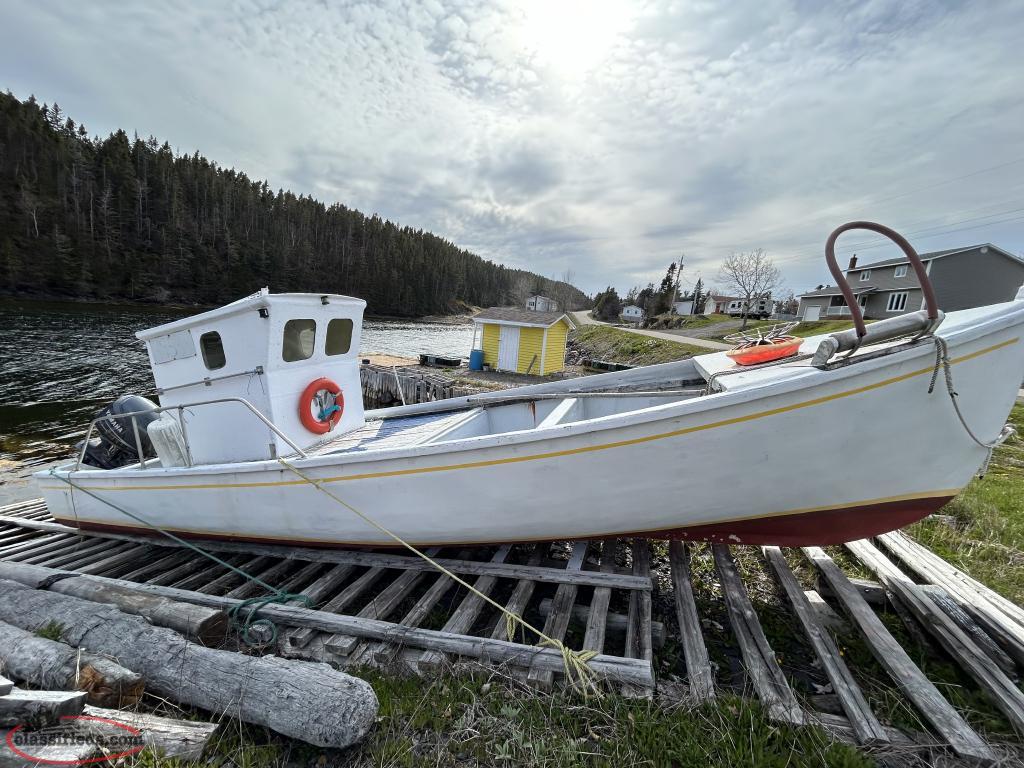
34;620;64;641
570;325;708;365
704;319;861;342
905;401;1024;603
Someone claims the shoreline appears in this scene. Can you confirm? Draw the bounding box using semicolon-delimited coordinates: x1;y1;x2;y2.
0;293;476;324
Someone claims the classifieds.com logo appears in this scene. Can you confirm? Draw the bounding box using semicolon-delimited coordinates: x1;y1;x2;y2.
5;714;145;765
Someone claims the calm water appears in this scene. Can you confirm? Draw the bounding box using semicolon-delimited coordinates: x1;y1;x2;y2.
0;300;474;491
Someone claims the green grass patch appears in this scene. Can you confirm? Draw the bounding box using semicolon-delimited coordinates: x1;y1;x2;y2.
570;325;707;366
906;402;1024;603
35;620;65;641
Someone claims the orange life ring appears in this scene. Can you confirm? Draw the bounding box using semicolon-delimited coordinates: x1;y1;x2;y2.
298;377;344;434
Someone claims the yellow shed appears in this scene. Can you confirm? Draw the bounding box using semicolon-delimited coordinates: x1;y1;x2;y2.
471;307;577;375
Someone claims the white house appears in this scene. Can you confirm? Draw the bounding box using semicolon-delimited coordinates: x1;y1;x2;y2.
526;295;559;312
621;305;644;322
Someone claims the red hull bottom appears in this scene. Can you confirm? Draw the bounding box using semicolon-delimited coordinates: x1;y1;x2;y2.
53;496;953;549
638;496;953;547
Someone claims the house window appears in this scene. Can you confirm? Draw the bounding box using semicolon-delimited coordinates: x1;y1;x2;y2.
886;292;908;312
326;318;353;356
199;332;226;370
859;270;871;281
893;264;908;278
282;319;316;362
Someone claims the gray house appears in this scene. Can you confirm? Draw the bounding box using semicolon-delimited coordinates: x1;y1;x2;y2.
797;244;1024;321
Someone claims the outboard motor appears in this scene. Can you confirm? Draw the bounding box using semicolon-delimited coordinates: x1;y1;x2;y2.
78;395;160;469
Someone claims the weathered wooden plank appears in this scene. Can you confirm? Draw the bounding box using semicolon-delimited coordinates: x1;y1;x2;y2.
803;590;849;633
0;514;650;590
803;546;994;762
145;555;213;587
878;531;1024;666
668;540;716;701
0;532;74;560
919;585;1016;677
714;544;802;723
326;548;442;656
81;705;219;761
76;544;154;576
0;688;86;727
118;549;192;582
816;575;886;606
539;598;666;647
490;545;545;640
419;546;513;669
23;539;120;568
529;542;587;688
49;541;135;571
582;539;617;654
0;676;11;697
845;538;1024;736
762;546;886;745
285;564;358;649
224;557;295;600
172;556;244;592
198;555;274;595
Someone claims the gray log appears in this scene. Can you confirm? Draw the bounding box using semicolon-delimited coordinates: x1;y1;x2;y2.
0;580;376;748
0;619;143;707
0;561;228;645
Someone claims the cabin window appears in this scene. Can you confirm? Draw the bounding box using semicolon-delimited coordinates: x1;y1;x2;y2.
326;318;354;356
282;319;316;362
894;264;908;278
886;292;908;312
859;270;871;281
199;331;226;370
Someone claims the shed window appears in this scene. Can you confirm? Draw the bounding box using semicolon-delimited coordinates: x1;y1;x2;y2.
199;332;226;370
326;318;354;355
893;264;908;278
282;319;316;362
886;292;908;312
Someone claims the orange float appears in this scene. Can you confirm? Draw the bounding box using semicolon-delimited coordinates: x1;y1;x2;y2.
298;377;344;434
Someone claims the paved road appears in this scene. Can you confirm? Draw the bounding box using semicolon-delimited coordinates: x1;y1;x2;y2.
572;311;731;351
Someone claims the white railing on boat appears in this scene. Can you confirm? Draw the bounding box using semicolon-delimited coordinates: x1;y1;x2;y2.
75;396;309;471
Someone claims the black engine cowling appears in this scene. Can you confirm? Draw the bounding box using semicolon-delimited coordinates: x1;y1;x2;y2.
77;395;161;469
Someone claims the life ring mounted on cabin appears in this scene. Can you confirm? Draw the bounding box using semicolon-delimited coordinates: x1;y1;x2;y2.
299;377;345;435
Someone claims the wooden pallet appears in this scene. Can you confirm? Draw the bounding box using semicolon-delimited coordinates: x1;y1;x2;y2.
1;498;1020;764
0;500;655;692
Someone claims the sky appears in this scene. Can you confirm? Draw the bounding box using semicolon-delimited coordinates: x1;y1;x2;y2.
2;0;1023;298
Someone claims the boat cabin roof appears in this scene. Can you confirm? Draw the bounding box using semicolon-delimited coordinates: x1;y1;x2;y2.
135;289;366;341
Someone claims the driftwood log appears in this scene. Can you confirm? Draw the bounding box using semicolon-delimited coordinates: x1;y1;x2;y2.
0;688;85;727
0;562;228;645
0;580;377;748
0;619;143;706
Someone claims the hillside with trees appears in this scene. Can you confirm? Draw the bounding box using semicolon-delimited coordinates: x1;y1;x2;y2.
0;92;588;315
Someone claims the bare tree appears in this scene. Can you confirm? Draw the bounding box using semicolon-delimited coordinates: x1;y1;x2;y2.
717;248;781;329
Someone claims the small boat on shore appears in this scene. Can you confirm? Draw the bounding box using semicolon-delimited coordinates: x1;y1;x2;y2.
35;223;1024;547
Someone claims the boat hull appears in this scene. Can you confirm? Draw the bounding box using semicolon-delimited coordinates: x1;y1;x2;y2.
37;302;1024;547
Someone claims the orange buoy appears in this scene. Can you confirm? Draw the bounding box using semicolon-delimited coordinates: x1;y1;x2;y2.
725;336;802;366
298;377;344;434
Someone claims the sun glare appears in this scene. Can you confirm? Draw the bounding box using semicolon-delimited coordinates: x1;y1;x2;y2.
513;0;634;78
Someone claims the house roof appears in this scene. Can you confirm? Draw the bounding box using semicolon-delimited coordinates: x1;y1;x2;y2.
472;307;576;328
799;243;1023;299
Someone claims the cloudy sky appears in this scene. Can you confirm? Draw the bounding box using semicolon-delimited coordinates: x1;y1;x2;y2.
2;0;1023;297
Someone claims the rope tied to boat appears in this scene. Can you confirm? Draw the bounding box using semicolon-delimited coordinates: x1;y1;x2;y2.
275;457;603;696
928;336;1017;477
46;469;311;646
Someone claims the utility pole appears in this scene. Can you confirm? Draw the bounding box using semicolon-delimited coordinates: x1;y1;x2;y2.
670;253;683;314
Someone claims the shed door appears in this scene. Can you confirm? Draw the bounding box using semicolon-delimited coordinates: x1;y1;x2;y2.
804;305;821;321
498;326;520;370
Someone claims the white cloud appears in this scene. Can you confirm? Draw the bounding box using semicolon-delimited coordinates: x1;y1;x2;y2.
2;0;1023;296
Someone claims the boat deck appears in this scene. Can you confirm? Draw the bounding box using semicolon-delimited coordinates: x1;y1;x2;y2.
0;498;1021;763
308;409;472;456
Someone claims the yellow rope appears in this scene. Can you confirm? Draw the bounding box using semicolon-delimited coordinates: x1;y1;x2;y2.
276;457;601;695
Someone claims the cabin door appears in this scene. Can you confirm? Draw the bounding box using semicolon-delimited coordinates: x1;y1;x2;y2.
498;326;520;371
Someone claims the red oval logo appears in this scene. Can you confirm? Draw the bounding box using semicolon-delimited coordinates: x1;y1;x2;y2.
5;715;145;765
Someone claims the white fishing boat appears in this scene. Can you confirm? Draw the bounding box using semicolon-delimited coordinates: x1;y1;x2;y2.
35;224;1024;547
